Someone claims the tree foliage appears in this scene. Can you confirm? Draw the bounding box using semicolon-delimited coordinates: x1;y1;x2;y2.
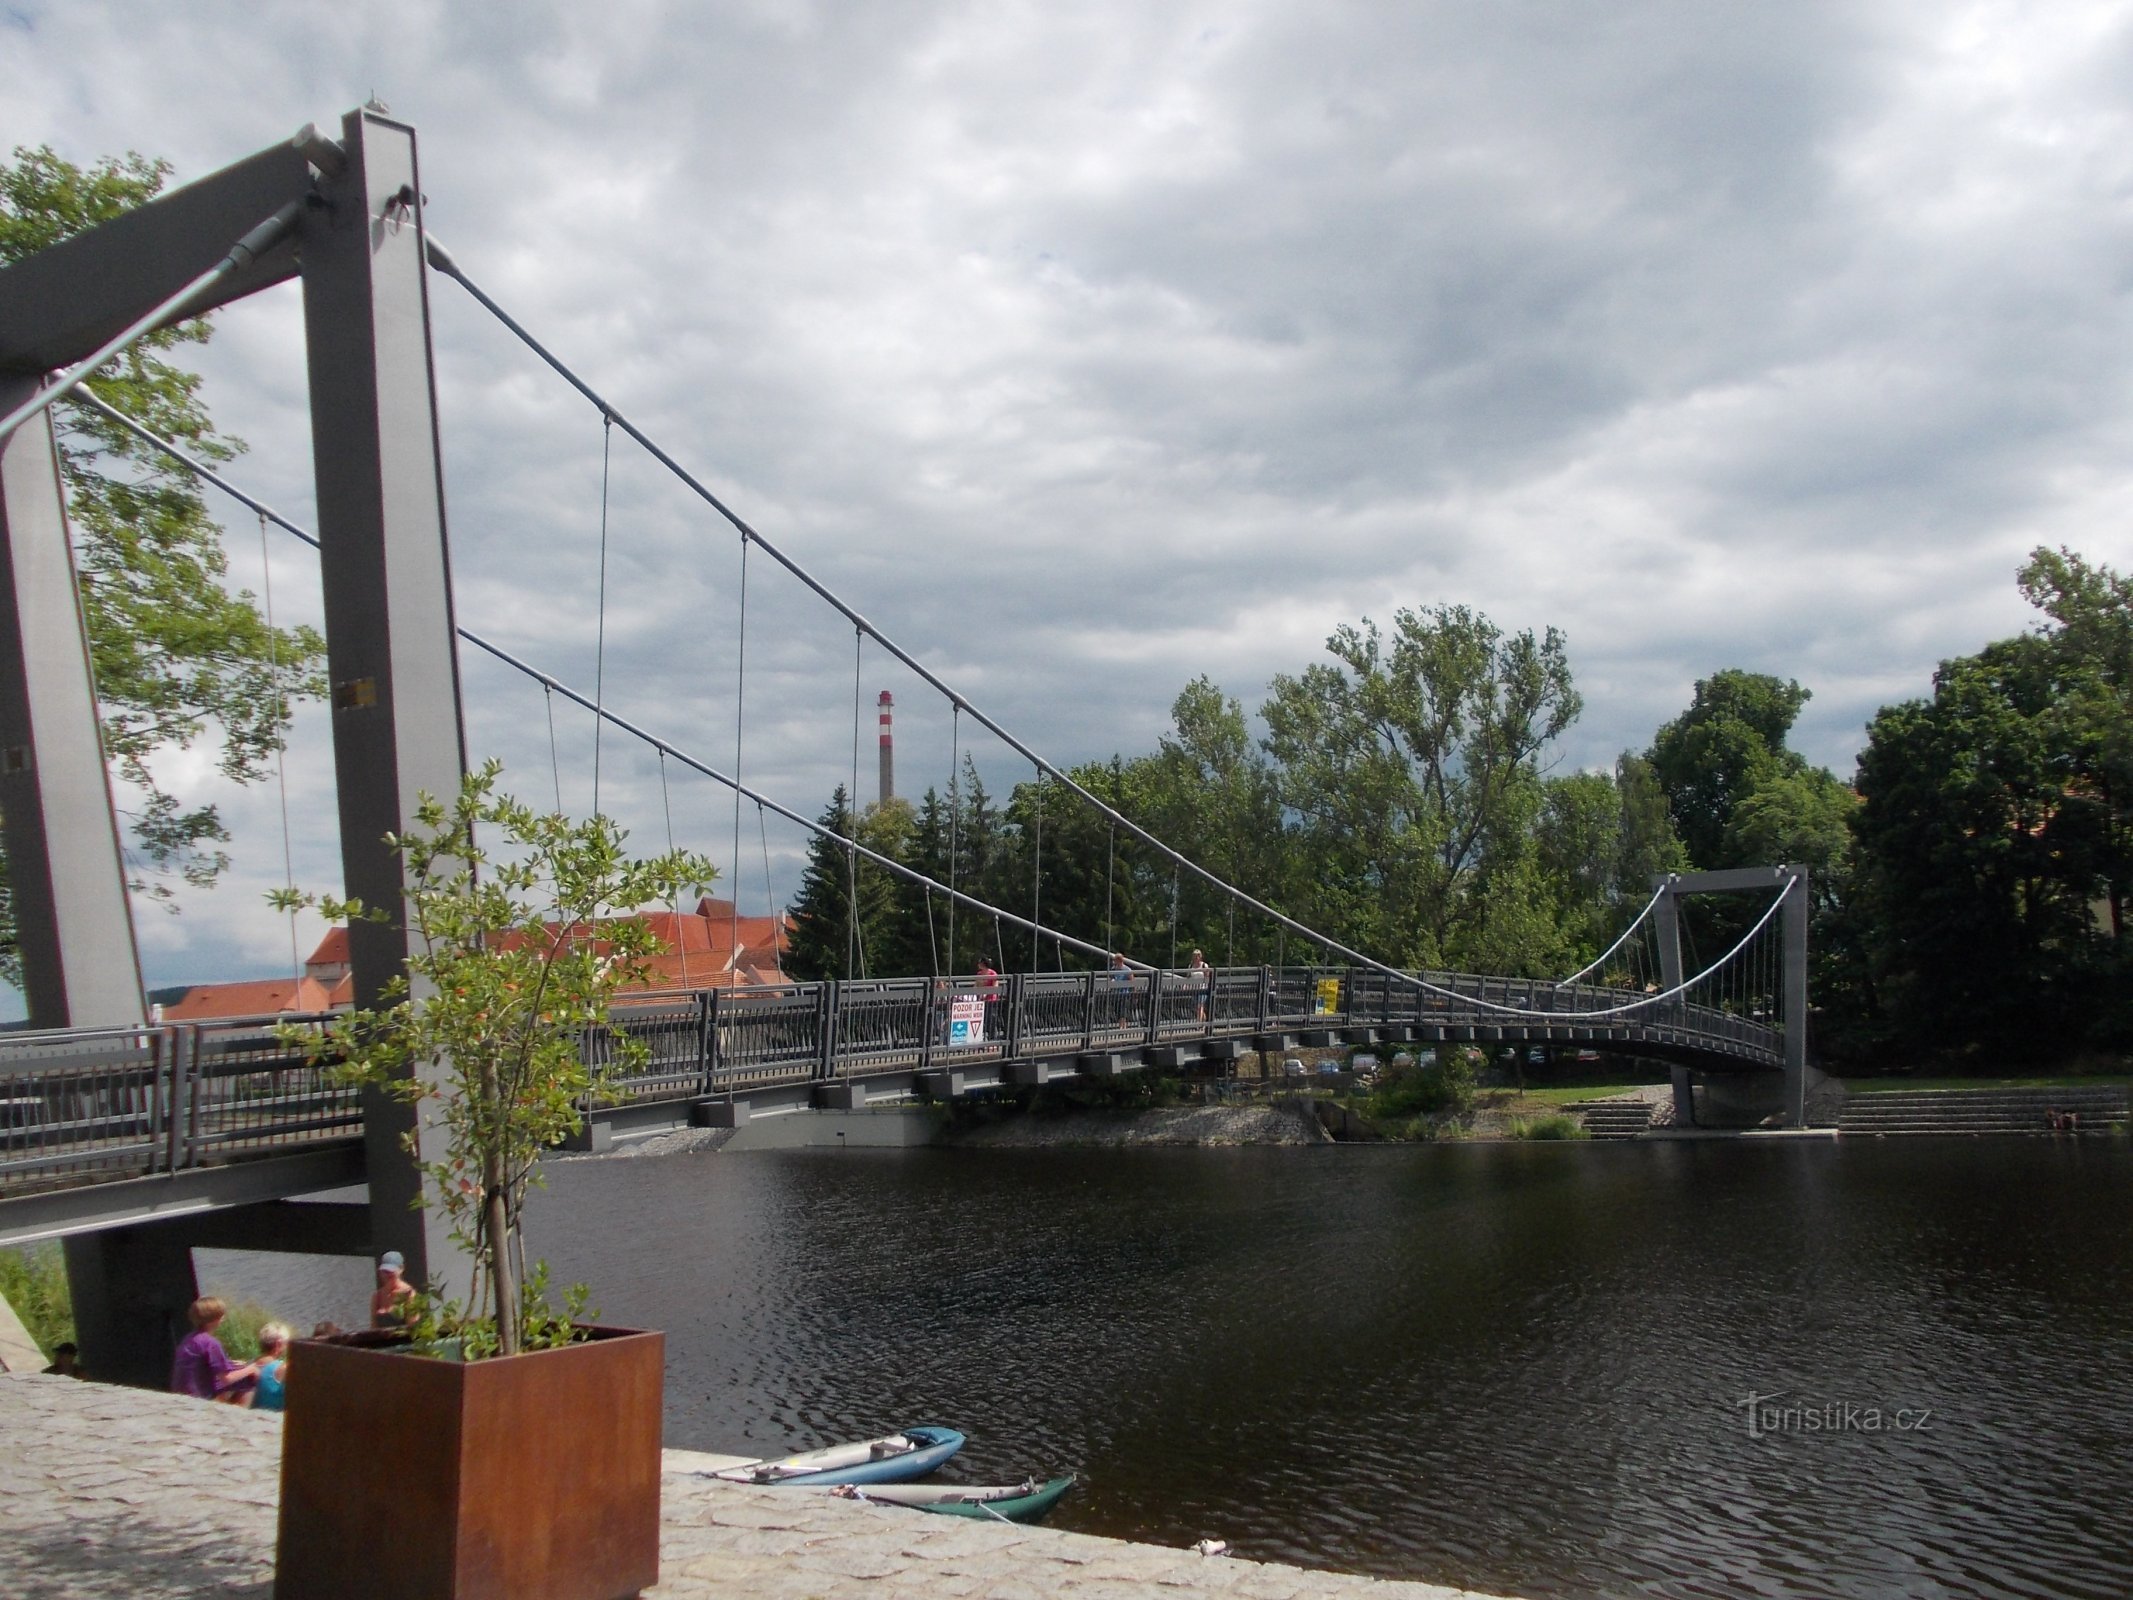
1851;550;2133;1055
1261;605;1582;969
276;764;713;1357
0;145;327;973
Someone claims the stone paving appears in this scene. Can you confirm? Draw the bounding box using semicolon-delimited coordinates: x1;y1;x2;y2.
0;1372;1512;1599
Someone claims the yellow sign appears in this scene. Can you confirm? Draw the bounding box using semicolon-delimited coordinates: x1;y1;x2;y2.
1314;978;1341;1016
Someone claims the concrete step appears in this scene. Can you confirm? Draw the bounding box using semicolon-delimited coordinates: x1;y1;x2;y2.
1567;1099;1654;1140
1839;1086;2127;1136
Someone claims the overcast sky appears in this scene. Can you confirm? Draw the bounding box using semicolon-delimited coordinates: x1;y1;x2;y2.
6;0;2133;993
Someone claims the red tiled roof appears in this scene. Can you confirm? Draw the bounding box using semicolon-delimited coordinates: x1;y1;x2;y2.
157;975;338;1021
305;927;350;968
285;907;794;1000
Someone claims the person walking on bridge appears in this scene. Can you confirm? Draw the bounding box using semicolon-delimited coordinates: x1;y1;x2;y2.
1189;949;1212;1022
975;959;1000;1043
1109;951;1134;1029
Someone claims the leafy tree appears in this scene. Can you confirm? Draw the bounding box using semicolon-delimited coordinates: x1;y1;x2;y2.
1647;670;1813;870
0;146;326;973
1853;636;2109;1053
276;764;712;1357
2019;546;2133;942
1142;678;1291;964
1533;756;1688;968
1260;605;1582;968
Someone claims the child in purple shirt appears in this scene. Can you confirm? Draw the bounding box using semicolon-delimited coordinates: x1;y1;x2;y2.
169;1297;261;1402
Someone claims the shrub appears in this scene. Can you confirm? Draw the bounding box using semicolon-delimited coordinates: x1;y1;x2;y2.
1368;1045;1479;1120
1509;1113;1590;1141
0;1243;71;1356
213;1298;285;1361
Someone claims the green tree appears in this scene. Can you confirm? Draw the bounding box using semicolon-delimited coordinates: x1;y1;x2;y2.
276;764;712;1357
1647;670;1813;870
1533;756;1688;969
0;146;326;971
1141;678;1292;964
783;788;910;981
1853;636;2108;1053
1260;605;1582;969
2018;546;2133;942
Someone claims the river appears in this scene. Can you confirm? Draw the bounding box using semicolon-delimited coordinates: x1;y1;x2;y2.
203;1136;2133;1600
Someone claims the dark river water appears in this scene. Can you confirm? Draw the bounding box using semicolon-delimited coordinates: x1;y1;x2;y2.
204;1138;2133;1600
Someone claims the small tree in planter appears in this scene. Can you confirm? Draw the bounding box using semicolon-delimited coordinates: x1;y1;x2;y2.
272;763;714;1600
275;759;714;1355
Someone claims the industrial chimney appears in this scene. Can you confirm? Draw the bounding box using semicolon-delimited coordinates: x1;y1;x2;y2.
877;690;894;807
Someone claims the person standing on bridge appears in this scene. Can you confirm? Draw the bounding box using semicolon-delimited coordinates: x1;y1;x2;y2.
1189;949;1212;1022
975;959;1000;1043
1109;951;1134;1027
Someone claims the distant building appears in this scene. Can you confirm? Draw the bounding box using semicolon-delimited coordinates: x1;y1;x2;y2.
148;896;793;1022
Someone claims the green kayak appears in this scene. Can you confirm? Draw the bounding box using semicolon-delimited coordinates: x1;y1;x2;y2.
833;1475;1076;1524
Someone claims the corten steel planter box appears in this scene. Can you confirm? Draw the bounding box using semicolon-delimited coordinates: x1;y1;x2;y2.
275;1325;664;1600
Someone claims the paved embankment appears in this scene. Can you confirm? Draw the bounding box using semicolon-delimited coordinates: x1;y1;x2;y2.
0;1372;1510;1600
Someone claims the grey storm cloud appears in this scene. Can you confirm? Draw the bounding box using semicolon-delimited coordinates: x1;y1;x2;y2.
4;0;2132;992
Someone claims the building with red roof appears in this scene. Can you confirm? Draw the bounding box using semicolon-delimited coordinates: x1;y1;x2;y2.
149;896;791;1022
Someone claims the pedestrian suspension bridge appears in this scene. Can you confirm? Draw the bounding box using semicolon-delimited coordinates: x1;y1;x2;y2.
0;110;1809;1382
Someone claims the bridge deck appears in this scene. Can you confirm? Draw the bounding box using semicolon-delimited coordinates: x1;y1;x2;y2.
1;965;1778;1238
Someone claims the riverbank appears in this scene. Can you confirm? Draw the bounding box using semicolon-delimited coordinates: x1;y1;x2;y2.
0;1371;1513;1600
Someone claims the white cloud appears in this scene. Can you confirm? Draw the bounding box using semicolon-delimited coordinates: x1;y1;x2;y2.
5;0;2133;990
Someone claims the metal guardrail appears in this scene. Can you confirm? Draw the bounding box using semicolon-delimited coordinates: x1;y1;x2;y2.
0;967;1780;1203
0;1016;360;1201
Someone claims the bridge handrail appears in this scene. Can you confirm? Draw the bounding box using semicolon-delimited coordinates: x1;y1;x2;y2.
0;965;1780;1206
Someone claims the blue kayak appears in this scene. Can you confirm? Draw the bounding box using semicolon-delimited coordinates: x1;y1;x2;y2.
710;1426;965;1486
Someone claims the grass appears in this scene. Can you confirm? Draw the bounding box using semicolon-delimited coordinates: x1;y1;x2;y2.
0;1242;287;1364
0;1242;71;1359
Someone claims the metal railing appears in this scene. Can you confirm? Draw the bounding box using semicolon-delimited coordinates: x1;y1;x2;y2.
0;965;1780;1205
0;1015;359;1200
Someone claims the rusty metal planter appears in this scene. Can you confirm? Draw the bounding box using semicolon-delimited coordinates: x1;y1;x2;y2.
275;1324;663;1600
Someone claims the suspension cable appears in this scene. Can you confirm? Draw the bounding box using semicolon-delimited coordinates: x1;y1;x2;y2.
543;683;565;814
657;748;690;989
1028;768;1044;973
255;508;300;984
946;706;960;975
68;383;1788;1023
729;532;748;970
422;244;1405;974
847;627;863;981
591;413;614;817
68;390;1134;971
757;800;778;969
1555;880;1669;988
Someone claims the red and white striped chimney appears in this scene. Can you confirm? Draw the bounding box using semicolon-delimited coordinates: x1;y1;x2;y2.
877;690;894;807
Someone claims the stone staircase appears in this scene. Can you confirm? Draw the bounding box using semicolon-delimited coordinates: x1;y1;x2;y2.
1568;1098;1655;1140
1838;1085;2129;1137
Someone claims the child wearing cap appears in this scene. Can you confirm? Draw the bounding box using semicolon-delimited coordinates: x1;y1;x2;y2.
370;1251;416;1328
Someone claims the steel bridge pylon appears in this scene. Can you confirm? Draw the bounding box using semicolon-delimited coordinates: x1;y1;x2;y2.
0;110;469;1381
1653;865;1810;1128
